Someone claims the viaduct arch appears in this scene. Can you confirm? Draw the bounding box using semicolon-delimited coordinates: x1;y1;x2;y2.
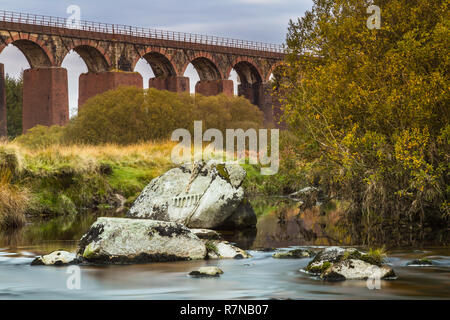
0;10;284;134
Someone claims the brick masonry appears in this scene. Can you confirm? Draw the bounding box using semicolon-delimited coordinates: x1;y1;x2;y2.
0;20;285;129
195;80;234;97
149;76;190;93
78;71;143;108
0;63;6;137
22;67;69;133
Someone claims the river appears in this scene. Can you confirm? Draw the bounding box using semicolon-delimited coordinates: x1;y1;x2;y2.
0;198;449;300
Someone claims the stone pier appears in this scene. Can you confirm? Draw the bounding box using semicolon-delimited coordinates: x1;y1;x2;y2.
0;63;6;137
148;76;189;93
22;67;69;133
195;80;234;97
79;71;143;108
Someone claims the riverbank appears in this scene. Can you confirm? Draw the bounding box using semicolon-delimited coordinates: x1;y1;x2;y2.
1;139;448;246
0;141;177;226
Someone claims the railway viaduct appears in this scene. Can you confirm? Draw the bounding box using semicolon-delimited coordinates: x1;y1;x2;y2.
0;11;284;135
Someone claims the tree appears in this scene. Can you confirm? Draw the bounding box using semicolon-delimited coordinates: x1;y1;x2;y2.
5;75;23;138
278;0;449;244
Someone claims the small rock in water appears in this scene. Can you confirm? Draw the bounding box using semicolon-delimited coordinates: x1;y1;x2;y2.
189;266;224;277
407;258;433;266
303;247;396;281
191;229;222;240
31;251;79;266
322;259;396;281
256;248;276;252
273;249;314;259
205;240;251;259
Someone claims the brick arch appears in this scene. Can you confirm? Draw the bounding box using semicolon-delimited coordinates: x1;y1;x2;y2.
1;34;55;67
226;56;263;83
132;47;176;77
180;52;223;80
64;40;111;72
265;61;284;82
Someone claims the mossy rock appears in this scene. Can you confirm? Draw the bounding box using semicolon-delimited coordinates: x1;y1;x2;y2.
215;163;230;183
305;261;332;275
273;249;314;259
407;258;433;266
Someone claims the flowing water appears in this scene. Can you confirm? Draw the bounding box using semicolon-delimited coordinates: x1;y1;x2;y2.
0;198;449;300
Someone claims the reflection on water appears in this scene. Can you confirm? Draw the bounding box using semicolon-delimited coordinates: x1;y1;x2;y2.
0;197;449;300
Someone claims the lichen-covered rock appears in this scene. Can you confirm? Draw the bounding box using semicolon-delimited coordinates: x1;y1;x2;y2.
273;249;314;259
31;251;80;266
406;258;433;266
77;217;206;264
322;259;396;281
189;266;224;277
127;161;255;230
206;240;251;259
191;229;222;240
304;247;396;281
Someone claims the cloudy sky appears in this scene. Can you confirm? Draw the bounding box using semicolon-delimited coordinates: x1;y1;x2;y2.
0;0;312;116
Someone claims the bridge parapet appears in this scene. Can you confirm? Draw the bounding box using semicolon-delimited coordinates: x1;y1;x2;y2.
0;10;286;132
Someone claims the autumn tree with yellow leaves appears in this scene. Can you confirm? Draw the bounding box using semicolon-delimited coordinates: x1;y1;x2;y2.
277;0;449;244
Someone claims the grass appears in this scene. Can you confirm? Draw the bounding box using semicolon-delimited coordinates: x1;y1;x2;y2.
0;140;176;228
0;169;28;229
361;247;388;266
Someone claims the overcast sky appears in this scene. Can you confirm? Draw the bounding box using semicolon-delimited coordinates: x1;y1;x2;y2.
0;0;312;116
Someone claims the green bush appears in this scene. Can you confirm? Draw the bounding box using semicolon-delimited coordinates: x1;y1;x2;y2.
62;87;264;145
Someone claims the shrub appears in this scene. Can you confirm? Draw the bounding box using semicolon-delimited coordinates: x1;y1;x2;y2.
278;0;449;244
14;125;66;149
62;87;264;145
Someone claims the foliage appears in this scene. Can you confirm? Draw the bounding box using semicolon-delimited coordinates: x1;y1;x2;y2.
0;167;28;229
278;0;449;244
14;125;66;149
5;75;23;139
63;87;264;145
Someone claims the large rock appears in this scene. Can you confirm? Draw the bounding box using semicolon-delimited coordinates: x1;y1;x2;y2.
304;247;396;281
128;161;255;230
77;217;207;264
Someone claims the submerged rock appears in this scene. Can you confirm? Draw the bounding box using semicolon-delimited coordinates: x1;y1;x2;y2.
31;251;80;266
189;266;224;277
273;249;314;259
406;258;433;266
127;161;255;230
303;247;396;281
77;217;207;264
205;240;251;259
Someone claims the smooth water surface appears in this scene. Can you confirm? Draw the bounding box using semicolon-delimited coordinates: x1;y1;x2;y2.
0;198;449;300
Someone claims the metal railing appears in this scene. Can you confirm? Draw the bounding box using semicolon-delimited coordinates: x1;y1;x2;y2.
0;10;285;54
